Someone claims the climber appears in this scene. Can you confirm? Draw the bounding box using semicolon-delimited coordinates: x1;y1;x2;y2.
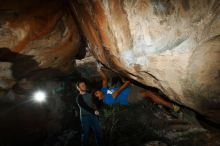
76;80;103;146
92;64;180;113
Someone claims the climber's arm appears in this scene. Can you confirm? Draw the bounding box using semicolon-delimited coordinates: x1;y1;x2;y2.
112;81;130;99
99;69;108;88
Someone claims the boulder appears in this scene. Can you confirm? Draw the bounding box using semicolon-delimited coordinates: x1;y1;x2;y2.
70;0;220;123
0;0;81;89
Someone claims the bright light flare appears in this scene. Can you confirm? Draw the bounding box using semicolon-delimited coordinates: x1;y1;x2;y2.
33;91;47;103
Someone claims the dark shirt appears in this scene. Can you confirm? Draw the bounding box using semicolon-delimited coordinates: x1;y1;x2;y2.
77;93;96;115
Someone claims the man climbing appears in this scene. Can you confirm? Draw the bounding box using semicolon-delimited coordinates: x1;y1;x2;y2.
92;65;180;113
76;80;102;146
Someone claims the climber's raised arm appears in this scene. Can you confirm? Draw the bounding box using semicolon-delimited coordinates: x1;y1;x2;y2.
99;69;108;88
112;81;130;99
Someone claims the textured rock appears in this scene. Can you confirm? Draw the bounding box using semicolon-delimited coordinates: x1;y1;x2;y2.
71;0;220;123
98;102;220;146
0;0;80;89
0;0;219;124
76;55;100;81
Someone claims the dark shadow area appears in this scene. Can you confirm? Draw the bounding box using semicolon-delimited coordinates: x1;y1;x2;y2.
0;48;67;80
0;48;82;146
0;47;39;80
196;113;220;132
0;78;82;146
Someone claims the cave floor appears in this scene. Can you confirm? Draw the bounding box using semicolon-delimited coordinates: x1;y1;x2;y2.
95;101;220;146
0;99;220;146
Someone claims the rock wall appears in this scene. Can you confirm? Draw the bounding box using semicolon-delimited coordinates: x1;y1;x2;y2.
71;0;220;123
0;0;80;89
0;0;219;124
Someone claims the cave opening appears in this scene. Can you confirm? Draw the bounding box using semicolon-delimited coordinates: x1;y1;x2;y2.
0;0;220;146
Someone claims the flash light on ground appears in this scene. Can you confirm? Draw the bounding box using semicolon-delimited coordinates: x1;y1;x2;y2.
33;91;47;103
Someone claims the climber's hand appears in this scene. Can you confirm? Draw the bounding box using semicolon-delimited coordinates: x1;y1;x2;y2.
124;80;131;86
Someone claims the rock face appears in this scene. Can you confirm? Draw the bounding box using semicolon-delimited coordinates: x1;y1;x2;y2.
71;0;220;123
0;0;80;89
0;0;219;124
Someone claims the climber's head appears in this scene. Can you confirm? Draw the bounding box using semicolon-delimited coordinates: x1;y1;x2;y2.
92;89;104;100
